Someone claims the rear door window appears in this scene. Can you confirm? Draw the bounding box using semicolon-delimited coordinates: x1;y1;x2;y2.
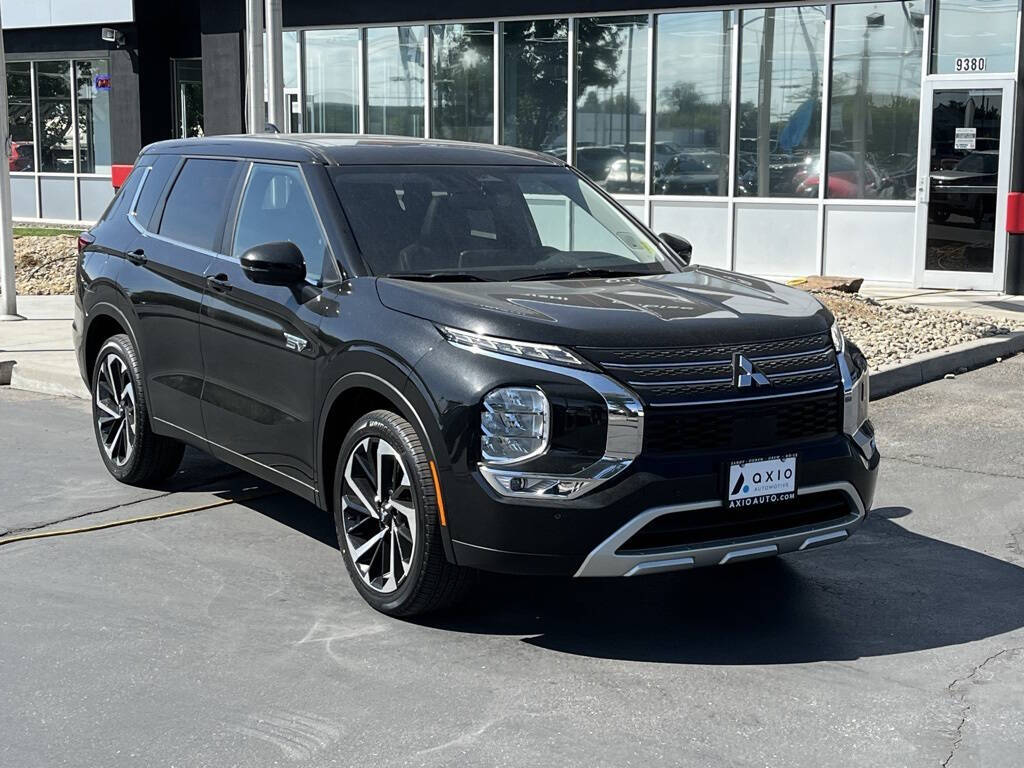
158;158;240;252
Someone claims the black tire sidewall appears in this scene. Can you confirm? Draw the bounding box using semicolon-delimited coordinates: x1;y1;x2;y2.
90;335;147;482
333;411;432;614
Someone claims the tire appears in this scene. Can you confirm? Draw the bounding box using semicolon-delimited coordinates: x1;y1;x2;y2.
972;200;986;227
90;333;185;485
333;409;473;617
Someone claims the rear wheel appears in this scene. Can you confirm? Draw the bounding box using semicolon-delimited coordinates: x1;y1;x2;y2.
91;334;184;485
333;409;472;616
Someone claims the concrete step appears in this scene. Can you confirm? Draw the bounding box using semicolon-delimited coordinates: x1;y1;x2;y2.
6;352;88;399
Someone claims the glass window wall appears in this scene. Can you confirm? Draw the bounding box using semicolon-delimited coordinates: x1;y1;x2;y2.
75;59;112;175
829;3;922;200
502;19;568;155
737;7;826;198
932;0;1017;74
430;23;494;142
35;61;74;173
7;56;115;220
367;26;425;136
654;11;732;196
305;29;360;133
8;62;34;172
576;16;649;193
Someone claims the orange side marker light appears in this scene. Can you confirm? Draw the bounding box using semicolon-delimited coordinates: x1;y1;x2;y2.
428;460;447;526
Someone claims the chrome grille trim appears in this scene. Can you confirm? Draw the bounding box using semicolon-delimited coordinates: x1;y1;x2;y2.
580;332;841;408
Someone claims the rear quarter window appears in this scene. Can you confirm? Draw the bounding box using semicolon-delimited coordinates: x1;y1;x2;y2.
132;155;178;230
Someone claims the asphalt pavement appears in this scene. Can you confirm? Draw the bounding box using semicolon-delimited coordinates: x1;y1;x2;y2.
2;358;1023;767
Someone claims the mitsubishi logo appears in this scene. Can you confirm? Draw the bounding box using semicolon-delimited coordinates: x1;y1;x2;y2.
733;353;771;388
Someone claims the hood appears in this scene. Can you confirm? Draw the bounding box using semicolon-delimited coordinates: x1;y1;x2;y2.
375;267;833;349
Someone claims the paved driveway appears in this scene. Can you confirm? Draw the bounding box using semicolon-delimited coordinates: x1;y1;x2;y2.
2;358;1023;767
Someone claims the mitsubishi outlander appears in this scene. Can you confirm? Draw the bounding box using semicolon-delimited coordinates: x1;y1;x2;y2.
75;135;878;616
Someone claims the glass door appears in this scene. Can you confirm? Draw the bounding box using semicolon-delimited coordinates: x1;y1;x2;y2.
171;58;204;138
915;79;1014;289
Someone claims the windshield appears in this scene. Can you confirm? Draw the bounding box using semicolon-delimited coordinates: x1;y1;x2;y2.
330;165;672;281
956;152;998;174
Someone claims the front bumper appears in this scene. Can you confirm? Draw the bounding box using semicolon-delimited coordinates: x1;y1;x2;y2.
444;427;879;577
573;480;864;577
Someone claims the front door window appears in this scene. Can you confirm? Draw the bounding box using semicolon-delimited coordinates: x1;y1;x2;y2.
925;89;1001;274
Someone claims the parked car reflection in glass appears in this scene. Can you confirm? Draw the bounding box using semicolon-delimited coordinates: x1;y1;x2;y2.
928;151;998;226
657;153;724;195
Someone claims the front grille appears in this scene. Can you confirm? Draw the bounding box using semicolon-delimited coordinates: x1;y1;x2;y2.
579;332;843;455
644;390;842;454
617;491;853;554
581;332;840;407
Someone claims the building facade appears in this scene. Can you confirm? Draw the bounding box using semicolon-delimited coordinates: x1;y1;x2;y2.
4;0;1024;292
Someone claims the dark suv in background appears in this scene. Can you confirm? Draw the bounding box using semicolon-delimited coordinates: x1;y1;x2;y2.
75;135;878;616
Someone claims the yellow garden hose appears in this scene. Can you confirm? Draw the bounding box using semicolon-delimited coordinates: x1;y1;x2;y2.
0;489;277;547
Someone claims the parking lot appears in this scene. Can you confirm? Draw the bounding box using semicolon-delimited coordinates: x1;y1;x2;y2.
2;358;1023;767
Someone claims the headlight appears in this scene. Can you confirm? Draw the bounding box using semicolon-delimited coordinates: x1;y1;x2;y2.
481;387;549;464
830;320;845;354
440;326;587;368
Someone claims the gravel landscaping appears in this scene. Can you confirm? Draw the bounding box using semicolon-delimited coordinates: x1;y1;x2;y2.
813;289;1024;369
6;233;78;296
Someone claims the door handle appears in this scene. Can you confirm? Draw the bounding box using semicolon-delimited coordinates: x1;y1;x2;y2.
126;248;147;265
206;273;232;293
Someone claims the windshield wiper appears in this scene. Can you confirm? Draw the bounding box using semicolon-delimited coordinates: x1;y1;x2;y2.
382;272;490;282
514;268;652;282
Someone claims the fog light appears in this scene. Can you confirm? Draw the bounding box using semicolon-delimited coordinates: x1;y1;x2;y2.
485;472;591;498
481;387;549;464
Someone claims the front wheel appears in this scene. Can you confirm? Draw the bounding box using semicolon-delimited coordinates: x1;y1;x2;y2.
91;334;184;485
333;409;473;616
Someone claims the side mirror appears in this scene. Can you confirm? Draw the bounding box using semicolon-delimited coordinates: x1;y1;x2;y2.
240;241;306;286
659;232;693;266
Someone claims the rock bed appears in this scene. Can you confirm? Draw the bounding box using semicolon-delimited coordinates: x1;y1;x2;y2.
812;290;1024;369
7;235;79;296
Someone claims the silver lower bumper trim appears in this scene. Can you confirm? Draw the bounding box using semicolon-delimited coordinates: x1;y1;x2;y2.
574;481;866;578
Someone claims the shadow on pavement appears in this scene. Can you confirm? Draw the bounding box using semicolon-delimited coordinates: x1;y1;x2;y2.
231;494;1024;664
423;507;1024;664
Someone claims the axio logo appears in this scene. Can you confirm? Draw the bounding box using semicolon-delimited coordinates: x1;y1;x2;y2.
733;353;770;388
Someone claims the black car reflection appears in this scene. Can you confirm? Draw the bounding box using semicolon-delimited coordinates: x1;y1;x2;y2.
657;153;725;195
929;150;998;225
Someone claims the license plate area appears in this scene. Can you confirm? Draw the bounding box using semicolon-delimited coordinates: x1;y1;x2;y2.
727;455;797;508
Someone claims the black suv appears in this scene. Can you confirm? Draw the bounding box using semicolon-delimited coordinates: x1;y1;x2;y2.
75;135;878;616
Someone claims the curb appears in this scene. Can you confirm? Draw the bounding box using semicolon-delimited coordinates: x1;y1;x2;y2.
7;358;89;400
870;332;1024;400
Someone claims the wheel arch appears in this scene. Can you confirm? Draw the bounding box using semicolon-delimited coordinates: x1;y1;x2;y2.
83;301;141;385
317;351;449;515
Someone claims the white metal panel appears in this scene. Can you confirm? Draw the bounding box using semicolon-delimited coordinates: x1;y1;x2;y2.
79;177;115;222
650;200;729;269
824;205;916;283
733;203;818;278
39;176;76;221
2;0;133;29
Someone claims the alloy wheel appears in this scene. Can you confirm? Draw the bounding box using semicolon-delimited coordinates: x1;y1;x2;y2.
95;352;137;467
341;436;419;593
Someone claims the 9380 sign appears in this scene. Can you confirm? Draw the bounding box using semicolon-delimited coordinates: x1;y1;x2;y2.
954;57;987;72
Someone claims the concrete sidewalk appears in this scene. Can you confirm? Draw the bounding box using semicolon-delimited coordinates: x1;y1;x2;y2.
861;283;1024;322
0;295;86;398
2;288;1024;401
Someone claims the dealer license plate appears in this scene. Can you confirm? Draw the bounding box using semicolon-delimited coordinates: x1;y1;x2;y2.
727;455;797;508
